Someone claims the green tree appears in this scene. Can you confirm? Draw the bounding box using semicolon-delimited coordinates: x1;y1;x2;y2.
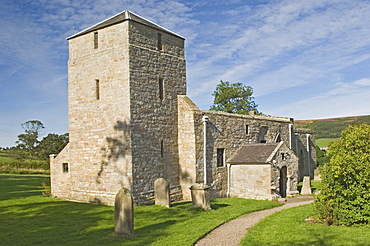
210;80;260;114
36;133;69;160
15;120;45;159
315;145;331;166
315;124;370;226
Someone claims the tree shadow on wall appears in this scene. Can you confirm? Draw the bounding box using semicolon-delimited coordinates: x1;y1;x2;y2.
96;121;132;190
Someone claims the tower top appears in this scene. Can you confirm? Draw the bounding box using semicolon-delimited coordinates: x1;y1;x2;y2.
67;10;184;40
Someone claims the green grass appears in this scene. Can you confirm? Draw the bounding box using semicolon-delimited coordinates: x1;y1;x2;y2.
241;204;370;246
316;138;339;147
0;174;281;245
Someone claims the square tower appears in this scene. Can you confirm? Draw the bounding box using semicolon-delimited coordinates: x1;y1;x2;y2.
50;10;186;205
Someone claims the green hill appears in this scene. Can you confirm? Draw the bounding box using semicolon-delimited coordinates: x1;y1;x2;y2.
294;115;370;139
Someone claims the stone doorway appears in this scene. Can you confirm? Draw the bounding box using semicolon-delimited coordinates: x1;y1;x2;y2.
279;166;287;198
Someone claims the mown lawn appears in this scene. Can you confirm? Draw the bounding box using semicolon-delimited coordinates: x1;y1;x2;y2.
0;174;281;245
316;138;339;147
241;204;370;246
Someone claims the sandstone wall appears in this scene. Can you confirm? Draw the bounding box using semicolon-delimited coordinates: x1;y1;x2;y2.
294;128;317;181
127;21;186;204
53;21;133;205
230;164;272;200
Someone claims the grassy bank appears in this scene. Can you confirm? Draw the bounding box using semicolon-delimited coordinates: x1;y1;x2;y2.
241;204;370;245
0;174;281;245
0;150;49;174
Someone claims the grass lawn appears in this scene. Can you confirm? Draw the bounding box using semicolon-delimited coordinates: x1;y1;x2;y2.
241;204;370;246
316;138;339;147
0;174;281;245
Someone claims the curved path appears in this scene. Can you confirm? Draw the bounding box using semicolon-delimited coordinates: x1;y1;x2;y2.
195;196;314;246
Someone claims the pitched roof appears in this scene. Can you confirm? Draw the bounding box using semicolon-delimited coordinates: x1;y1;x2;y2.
67;10;184;40
227;142;283;164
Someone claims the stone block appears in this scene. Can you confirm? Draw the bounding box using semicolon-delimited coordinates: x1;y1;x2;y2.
114;188;134;237
301;176;312;195
190;183;211;210
154;178;170;208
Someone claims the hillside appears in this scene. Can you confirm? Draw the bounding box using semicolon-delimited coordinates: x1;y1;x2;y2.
294;115;370;139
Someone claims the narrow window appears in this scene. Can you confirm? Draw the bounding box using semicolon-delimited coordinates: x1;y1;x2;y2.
159;78;164;100
246;125;249;135
94;32;98;49
95;79;100;100
217;148;225;167
160;140;164;158
157;33;162;50
62;163;69;173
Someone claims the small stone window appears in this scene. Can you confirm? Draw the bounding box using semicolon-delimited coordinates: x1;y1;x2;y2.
95;79;100;100
246;125;249;135
159;78;164;100
160;140;164;158
217;148;225;167
157;33;162;50
62;163;69;173
94;32;98;49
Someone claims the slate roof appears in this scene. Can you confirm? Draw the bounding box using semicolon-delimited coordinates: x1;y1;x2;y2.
227;142;282;164
67;10;184;40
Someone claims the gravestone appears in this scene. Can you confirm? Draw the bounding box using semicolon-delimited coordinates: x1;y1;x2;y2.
301;176;312;195
154;178;170;208
190;183;211;210
114;188;134;237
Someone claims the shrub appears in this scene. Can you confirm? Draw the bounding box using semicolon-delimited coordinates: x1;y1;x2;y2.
315;124;370;226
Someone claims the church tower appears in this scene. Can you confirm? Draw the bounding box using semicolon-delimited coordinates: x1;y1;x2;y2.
50;10;186;205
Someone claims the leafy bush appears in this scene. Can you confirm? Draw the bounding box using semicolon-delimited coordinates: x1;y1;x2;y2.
315;124;370;226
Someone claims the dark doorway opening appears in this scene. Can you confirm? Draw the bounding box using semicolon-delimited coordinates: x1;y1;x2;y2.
279;166;287;198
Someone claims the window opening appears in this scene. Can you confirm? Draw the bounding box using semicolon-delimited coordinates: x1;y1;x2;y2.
157;33;162;50
246;125;249;135
62;163;69;173
217;148;225;167
160;140;164;158
159;78;164;100
259;126;268;143
94;32;98;49
95;79;100;100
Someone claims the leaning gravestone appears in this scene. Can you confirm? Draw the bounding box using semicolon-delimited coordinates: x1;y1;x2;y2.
190;183;211;210
154;178;170;208
301;176;312;195
114;188;134;237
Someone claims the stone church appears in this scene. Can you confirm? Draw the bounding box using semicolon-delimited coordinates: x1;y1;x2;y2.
50;10;316;205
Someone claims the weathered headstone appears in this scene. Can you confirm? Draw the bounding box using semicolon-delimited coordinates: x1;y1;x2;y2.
154;178;170;208
114;188;134;237
190;183;211;210
301;176;312;195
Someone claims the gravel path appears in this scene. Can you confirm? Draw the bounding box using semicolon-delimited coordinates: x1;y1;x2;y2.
194;196;314;246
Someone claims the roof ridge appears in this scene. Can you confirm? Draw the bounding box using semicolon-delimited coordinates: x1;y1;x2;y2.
67;10;184;40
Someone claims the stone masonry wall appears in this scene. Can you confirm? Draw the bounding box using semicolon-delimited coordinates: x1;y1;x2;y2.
177;103;293;198
294;128;316;181
230;164;272;200
177;96;198;200
128;21;186;204
52;21;133;205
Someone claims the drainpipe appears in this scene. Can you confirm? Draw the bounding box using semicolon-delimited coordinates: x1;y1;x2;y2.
203;115;209;184
227;163;231;197
289;123;293;149
306;134;311;178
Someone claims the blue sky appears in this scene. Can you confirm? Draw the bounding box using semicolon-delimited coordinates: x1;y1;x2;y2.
1;0;370;147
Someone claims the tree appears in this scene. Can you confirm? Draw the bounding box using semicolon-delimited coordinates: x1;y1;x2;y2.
209;80;260;115
36;133;69;160
315;124;370;226
15;120;45;159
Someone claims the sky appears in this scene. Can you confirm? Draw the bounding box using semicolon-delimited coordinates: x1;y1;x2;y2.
1;0;370;147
